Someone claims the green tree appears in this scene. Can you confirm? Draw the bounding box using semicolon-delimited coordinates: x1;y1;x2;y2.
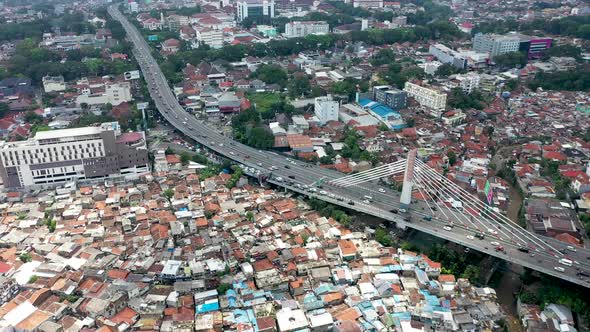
447;151;457;166
252;64;288;87
19;252;32;263
165;147;175;155
288;75;311;98
246;211;254;222
217;283;231;295
370;48;396;66
493;51;527;68
162;188;174;203
461;265;480;283
28;275;39;283
375;228;393;247
0;102;8;118
180;152;191;165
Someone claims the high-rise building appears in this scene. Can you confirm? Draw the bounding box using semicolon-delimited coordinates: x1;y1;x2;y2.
473;33;521;57
403;82;447;115
284;21;329;38
0;122;149;188
236;0;275;22
428;44;467;69
314;95;339;125
372;86;407;110
473;33;552;59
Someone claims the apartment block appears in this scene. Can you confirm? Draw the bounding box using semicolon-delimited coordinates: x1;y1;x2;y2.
0;122;149;188
42;75;66;93
284;21;329;38
428;43;467;69
372;86;407;110
314;95;339;125
403;82;447;114
195;27;223;49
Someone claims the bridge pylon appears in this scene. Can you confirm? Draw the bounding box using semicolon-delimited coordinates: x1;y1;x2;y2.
400;149;417;209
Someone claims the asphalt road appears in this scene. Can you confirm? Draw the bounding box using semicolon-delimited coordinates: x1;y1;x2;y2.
109;5;590;288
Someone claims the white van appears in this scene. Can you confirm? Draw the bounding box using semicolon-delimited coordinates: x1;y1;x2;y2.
554;266;565;273
363;195;373;201
558;258;573;266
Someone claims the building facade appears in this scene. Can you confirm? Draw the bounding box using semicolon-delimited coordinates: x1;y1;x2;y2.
314;95;339;125
372;86;407;110
42;76;67;93
403;82;447;112
237;0;275;22
284;21;329;38
0;122;149;188
428;44;467;69
353;0;383;8
473;33;520;57
195;27;223;49
75;82;132;106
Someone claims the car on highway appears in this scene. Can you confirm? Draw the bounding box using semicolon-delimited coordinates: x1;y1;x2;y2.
443;226;452;231
257;163;262;166
475;232;485;240
490;241;500;246
284;165;290;169
362;200;370;204
319;191;327;195
288;175;295;179
230;152;235;155
466;235;474;240
567;246;577;252
487;228;498;235
554;266;565;273
348;201;355;205
379;188;386;193
495;246;505;252
518;247;530;253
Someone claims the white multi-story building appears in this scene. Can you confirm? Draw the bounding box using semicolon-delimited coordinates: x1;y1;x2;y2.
42;75;66;93
314;95;339;125
236;0;275;22
353;0;383;8
403;82;447;113
423;61;443;76
76;81;132;106
428;43;467;69
0;122;149;188
194;27;223;49
473;33;520;57
455;73;480;94
284;21;329;38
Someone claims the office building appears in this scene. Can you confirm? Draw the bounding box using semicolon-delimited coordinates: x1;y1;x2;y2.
236;0;275;22
284;21;329;38
0;122;149;188
403;82;447;114
372;86;407;110
314;95;339;125
428;43;467;69
473;33;552;59
473;33;521;57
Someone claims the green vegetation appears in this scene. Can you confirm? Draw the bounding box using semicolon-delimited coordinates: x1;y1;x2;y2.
60;294;80;303
231;108;274;149
539;158;572;200
217;283;231;295
581;214;590;236
434;63;465;78
493;51;528;68
447;88;487;110
199;165;222;179
248;93;283;114
427;244;484;284
28;275;39;283
226;165;243;189
19;252;32;263
519;274;590;326
0;102;8;118
45;219;57;233
340;129;379;165
475;15;590;40
375;228;393;247
528;67;590;92
446;151;457;166
307;198;352;227
542;45;582;60
251;64;288;87
330;78;369;100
